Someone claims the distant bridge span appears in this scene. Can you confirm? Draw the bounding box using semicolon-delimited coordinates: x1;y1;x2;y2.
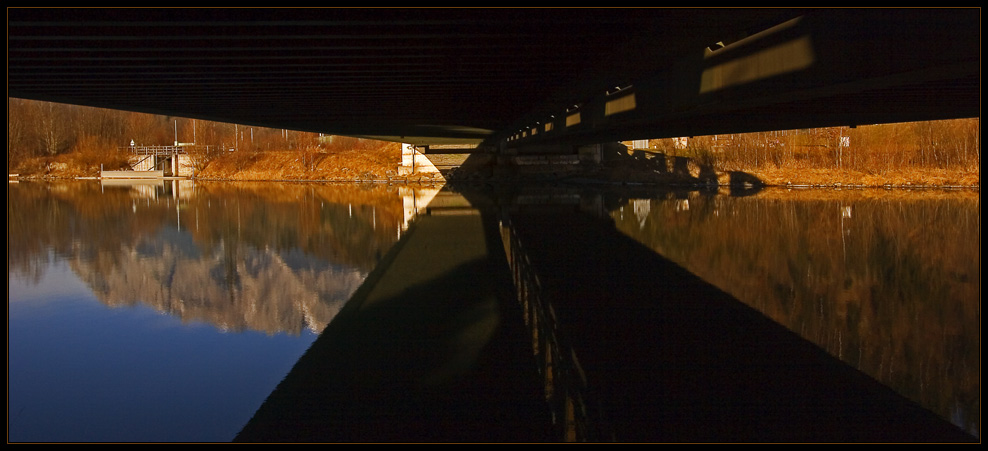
7;8;980;154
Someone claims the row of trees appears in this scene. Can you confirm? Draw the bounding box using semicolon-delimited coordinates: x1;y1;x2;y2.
9;98;981;176
7;98;324;173
646;118;980;174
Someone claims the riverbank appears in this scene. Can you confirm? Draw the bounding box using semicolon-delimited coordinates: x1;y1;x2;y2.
530;152;980;189
9;145;979;189
731;166;980;189
194;145;438;182
178;148;983;189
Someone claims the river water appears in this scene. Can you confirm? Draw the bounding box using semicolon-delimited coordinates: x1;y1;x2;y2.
6;180;979;442
609;186;980;440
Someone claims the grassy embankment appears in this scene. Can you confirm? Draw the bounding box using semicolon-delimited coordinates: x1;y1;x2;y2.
193;142;414;182
621;119;980;188
14;144;979;188
11;140;426;182
11;119;980;188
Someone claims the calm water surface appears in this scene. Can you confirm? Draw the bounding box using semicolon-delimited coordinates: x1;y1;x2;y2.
611;187;980;438
7;180;979;441
8;180;418;442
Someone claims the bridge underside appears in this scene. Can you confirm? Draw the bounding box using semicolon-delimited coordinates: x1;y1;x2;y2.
7;8;980;152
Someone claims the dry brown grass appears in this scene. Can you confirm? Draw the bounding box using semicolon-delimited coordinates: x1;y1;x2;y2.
196;143;405;181
744;166;981;187
14;125;979;189
634;119;980;188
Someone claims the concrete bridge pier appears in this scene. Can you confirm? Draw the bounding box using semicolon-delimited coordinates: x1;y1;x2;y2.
399;143;442;176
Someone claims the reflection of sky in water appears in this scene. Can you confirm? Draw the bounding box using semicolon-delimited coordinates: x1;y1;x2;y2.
8;256;317;442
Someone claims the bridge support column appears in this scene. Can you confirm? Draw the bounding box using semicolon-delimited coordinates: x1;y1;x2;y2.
399;143;441;176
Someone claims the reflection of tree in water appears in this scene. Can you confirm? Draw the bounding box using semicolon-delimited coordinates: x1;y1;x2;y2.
185;181;404;272
8;181;157;280
7;180;407;336
611;188;980;437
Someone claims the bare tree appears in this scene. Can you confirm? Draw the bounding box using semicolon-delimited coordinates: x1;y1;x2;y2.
35;101;70;156
185;145;224;175
8;99;32;170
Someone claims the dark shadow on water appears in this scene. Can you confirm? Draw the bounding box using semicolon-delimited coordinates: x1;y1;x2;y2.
494;185;973;443
235;182;976;443
235;206;549;442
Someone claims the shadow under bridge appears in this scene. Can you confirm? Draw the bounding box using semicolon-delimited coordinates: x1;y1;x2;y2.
234;185;977;443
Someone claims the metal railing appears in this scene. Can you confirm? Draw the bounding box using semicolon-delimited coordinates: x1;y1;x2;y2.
120;145;217;156
499;215;612;442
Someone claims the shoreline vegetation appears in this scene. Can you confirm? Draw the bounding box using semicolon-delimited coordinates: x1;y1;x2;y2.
7;99;979;190
10;143;980;190
10;139;979;191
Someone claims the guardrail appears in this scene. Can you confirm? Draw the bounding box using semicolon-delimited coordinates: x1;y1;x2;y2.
120;145;217;156
119;145;186;156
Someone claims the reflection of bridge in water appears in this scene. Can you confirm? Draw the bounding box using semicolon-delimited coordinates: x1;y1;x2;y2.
235;185;977;443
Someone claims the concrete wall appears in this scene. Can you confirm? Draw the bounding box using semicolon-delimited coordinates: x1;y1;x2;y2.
398;143;441;175
124;153;194;178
